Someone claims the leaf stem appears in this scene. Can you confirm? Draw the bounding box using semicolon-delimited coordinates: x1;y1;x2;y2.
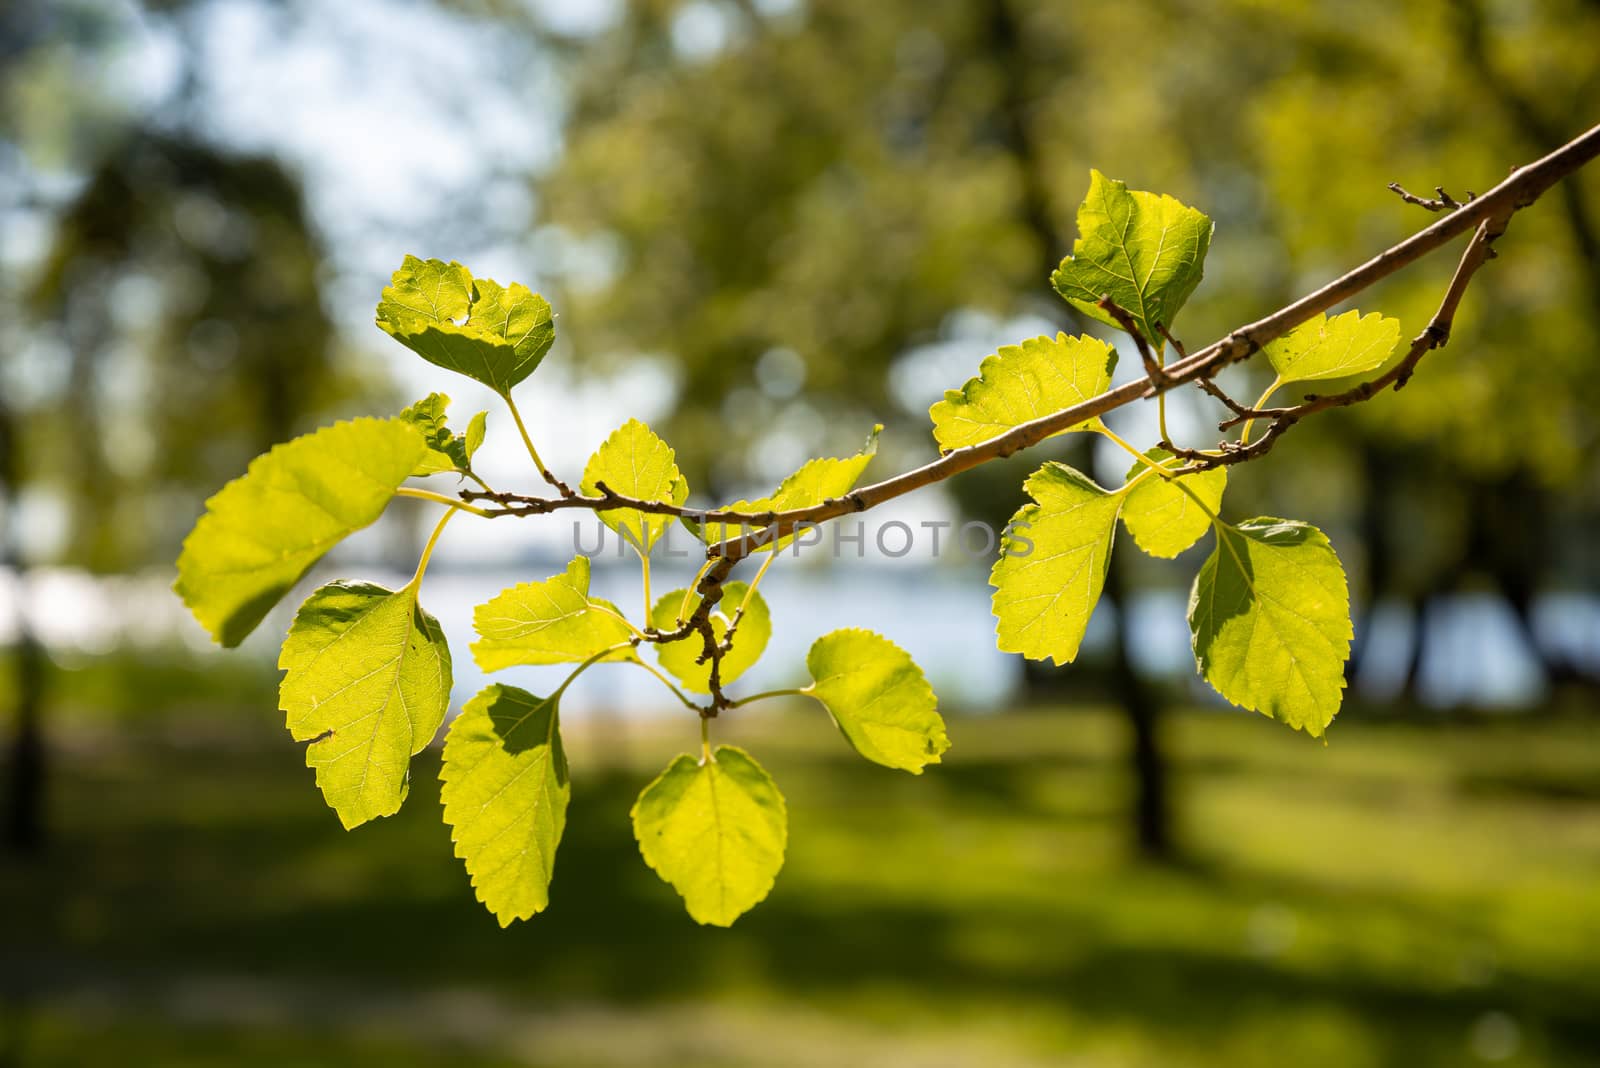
727;688;805;709
1096;425;1221;522
1156;348;1172;445
700;715;711;762
725;553;777;637
1097;424;1162;474
1238;378;1282;446
640;553;653;622
408;507;456;590
627;657;702;713
503;392;570;495
589;601;649;640
552;641;635;702
397;486;494;517
678;558;716;625
1116;466;1163;497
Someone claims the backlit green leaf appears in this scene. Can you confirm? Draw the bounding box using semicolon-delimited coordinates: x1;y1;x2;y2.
441;683;570;926
691;425;880;552
279;581;452;829
376;255;555;394
991;462;1122;666
175;417;426;647
631;746;787;926
463;410;488;462
929;333;1117;451
471;556;635;671
1051;170;1213;346
1121;448;1227;559
649;582;771;694
581;419;690;554
804;629;948;773
399;392;485;477
1189;517;1352;737
1262;310;1402;385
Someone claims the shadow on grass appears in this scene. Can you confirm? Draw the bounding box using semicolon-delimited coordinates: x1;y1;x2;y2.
6;716;1600;1066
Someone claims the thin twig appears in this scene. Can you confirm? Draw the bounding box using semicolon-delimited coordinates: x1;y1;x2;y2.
1387;182;1473;212
1155;323;1188;358
1171;210;1512;474
458;116;1597;541
1217;404;1293;431
1096;295;1172;389
436;123;1599;707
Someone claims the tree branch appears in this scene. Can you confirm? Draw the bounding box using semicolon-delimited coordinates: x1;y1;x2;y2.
1387;182;1473;213
442;122;1600;708
1171;207;1513;474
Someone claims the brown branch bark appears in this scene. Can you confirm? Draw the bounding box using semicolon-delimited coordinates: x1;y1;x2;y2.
472;122;1600;545
1171;205;1513;474
458;122;1600;708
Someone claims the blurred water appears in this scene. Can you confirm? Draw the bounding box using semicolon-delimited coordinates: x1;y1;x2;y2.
3;563;1597;715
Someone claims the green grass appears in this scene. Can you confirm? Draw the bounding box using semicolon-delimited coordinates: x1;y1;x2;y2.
3;704;1599;1067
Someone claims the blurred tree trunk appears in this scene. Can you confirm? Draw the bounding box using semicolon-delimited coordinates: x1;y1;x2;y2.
1103;548;1171;856
986;0;1173;859
1448;0;1600;695
1471;474;1595;690
1347;444;1395;685
0;393;46;855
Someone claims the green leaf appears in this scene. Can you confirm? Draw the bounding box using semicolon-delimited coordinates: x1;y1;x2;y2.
1189;518;1353;737
471;556;636;671
929;334;1117;451
399;392;486;477
580;419;690;554
766;423;882;511
175;418;427;647
804;629;949;774
1050;170;1213;346
990;462;1122;666
463;410;488;462
399;394;459;475
1262;310;1402;385
631;746;787;926
691;425;880;552
376;256;555;394
649;582;771;694
441;683;570;926
278;581;452;829
1121;448;1227;559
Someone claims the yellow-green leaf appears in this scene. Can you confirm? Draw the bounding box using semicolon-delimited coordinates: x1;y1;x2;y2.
471;556;635;671
804;629;949;773
1051;170;1213;346
376;256;554;394
691;425;880;553
631;746;787;926
1189;517;1353;737
1121;448;1227;559
929;333;1117;451
580;419;690;554
441;683;570;926
990;462;1122;666
463;410;488;461
399;392;485;477
175;417;426;647
279;581;452;829
1262;310;1402;385
649;582;771;694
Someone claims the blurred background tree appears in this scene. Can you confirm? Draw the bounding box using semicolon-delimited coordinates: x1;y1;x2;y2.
529;0;1600;855
1;0;384;850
